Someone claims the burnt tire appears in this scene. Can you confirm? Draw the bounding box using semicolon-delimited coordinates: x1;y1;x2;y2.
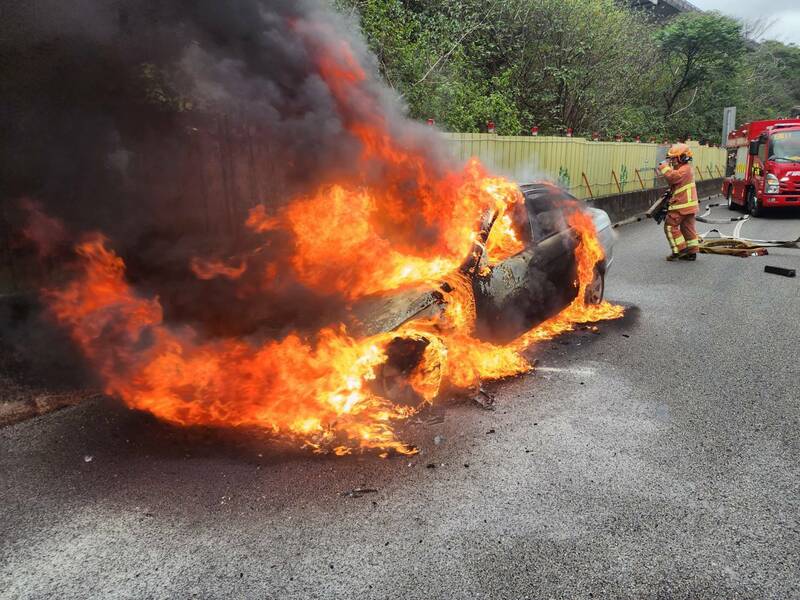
584;268;605;305
376;336;441;407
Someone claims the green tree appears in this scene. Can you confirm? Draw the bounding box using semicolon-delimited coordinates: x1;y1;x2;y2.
655;12;745;123
335;1;800;143
739;40;800;122
336;0;522;133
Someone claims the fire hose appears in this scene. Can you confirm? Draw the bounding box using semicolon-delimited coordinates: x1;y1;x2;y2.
648;196;800;257
698;229;800;257
698;202;800;256
696;202;748;224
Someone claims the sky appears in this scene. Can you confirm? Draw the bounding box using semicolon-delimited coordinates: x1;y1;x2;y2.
691;0;800;44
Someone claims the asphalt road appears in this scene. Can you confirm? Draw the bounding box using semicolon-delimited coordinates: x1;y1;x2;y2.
2;199;799;599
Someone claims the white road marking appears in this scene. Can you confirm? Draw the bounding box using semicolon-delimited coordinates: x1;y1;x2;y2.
733;217;746;239
536;366;596;377
699;203;748;239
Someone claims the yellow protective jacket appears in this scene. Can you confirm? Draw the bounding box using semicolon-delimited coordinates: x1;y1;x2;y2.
658;161;698;215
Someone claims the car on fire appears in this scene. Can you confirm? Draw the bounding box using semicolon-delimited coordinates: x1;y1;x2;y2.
349;182;615;399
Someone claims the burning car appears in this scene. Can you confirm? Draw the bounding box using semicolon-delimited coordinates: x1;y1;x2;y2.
349;182;616;407
16;2;623;454
35;174;621;454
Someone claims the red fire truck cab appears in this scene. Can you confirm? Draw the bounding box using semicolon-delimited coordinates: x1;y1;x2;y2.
722;119;800;217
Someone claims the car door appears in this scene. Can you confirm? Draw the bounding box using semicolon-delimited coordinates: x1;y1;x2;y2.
473;186;578;343
524;188;580;320
472;197;535;342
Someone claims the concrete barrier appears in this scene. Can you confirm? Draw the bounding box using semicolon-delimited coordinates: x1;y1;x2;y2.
586;178;722;224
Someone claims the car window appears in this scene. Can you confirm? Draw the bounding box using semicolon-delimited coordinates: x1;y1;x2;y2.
524;187;576;240
532;208;566;240
507;199;533;246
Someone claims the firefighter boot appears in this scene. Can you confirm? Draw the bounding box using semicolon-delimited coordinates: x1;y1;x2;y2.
679;253;697;261
666;250;690;262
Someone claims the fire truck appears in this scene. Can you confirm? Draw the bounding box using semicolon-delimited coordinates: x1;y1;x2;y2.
723;119;800;216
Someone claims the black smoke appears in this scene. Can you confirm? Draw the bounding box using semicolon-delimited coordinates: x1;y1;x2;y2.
1;0;453;342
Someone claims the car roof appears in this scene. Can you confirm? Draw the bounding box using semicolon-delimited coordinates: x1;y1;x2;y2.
518;182;580;212
519;181;568;196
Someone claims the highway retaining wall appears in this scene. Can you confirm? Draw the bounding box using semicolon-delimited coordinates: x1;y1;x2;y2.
586;178;723;224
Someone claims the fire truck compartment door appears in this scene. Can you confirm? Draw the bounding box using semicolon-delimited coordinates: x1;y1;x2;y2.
734;146;748;181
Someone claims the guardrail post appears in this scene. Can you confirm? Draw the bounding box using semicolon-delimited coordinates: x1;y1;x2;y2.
635;169;645;190
611;170;622;194
582;172;594;199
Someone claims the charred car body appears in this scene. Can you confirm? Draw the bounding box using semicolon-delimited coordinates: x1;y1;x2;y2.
349;183;616;402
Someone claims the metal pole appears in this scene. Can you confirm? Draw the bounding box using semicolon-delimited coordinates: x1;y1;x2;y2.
635;169;645;190
581;172;594;199
611;170;622;194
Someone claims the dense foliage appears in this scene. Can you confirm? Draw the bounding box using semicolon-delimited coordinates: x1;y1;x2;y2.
334;0;800;143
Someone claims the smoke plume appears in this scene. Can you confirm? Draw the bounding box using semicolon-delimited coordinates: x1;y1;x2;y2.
1;0;453;338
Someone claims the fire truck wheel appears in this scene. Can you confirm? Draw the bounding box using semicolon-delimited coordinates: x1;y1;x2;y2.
726;187;737;211
747;189;762;217
584;268;605;305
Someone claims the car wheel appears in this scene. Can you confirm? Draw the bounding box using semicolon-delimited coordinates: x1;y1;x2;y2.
747;189;762;218
377;336;441;407
584;268;605;305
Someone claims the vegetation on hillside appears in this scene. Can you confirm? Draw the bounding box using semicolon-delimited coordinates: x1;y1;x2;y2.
334;0;800;143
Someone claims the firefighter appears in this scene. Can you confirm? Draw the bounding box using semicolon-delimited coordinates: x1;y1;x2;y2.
657;143;699;261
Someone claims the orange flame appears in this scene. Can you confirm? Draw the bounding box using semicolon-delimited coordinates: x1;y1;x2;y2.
40;24;624;455
245;205;281;233
45;208;621;455
190;257;247;281
48;235;420;454
272;168;523;299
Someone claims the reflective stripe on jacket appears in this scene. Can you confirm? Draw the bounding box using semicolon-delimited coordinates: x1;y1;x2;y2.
658;162;698;215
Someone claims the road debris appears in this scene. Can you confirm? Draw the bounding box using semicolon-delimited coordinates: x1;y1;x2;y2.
84;455;93;463
0;390;102;428
764;265;796;278
473;387;496;410
413;406;445;426
340;488;378;498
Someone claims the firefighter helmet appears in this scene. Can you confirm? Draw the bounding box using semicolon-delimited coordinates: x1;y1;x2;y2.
667;143;693;163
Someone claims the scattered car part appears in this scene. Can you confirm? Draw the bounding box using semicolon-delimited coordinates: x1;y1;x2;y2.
340;488;378;498
764;265;796;277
